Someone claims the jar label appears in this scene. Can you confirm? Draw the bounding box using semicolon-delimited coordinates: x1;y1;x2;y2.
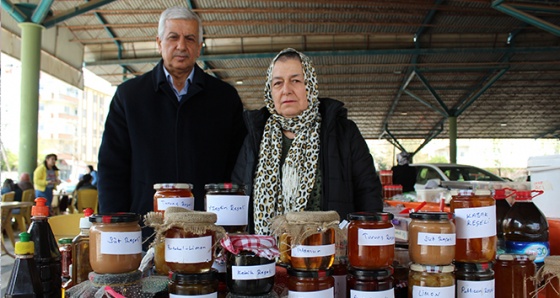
289;287;334;298
412;285;455;297
334;274;347;298
505;240;549;263
456;279;494;297
350;288;395;298
170;293;217;298
357;227;395;246
100;231;142;255
417;232;456;246
165;236;212;263
157;197;194;211
291;244;336;258
205;194;249;225
232;262;275;280
454;205;496;239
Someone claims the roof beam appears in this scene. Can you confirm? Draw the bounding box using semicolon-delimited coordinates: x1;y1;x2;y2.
43;0;115;28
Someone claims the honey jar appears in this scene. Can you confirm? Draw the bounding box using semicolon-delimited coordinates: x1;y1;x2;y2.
347;212;395;269
204;183;249;234
408;264;455;297
153;183;194;213
288;268;334;297
408;212;455;265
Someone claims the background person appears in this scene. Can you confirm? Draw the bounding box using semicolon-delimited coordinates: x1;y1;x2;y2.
87;165;98;187
391;151;417;193
1;179;15;195
33;153;61;208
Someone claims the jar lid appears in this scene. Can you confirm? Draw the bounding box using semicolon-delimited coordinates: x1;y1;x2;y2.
153;183;193;190
288;268;333;278
348;267;393;278
348;212;394;221
286;211;339;223
58;237;73;245
205;183;244;191
454;262;493;271
496;254;536;261
410;264;455;273
172;269;217;283
410;212;452;220
89;213;140;223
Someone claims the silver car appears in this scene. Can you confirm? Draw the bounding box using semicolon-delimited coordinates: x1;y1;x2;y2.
410;163;505;190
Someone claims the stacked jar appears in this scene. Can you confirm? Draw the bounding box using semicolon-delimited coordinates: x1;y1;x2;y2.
450;189;497;298
272;211;341;298
347;212;396;297
407;211;456;297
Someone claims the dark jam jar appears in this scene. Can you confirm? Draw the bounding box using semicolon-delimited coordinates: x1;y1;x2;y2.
169;270;219;296
494;254;536;298
455;262;494;298
226;250;276;295
204;183;249;234
347;267;394;297
347;212;395;269
288;268;334;297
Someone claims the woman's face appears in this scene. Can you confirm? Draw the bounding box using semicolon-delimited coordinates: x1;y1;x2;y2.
271;58;308;118
46;156;57;168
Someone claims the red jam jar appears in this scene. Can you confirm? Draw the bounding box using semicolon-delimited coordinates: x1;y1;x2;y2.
347;267;394;297
347;212;395;269
204;183;249;234
153;183;194;213
494;254;536;298
288;268;335;297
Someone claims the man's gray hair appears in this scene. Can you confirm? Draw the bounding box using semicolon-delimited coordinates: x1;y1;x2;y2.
158;6;203;43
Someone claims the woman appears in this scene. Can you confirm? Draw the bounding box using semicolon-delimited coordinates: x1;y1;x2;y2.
232;48;383;235
33;153;61;208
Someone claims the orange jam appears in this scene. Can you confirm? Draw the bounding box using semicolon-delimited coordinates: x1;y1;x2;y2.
347;212;395;269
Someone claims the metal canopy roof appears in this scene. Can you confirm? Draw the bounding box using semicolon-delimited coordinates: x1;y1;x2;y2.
33;1;560;144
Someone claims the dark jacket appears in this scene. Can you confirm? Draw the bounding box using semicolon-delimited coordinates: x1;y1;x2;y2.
98;60;246;216
232;98;383;233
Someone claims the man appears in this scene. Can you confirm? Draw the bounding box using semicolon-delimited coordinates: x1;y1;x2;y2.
98;7;246;219
392;151;417;193
87;165;98;187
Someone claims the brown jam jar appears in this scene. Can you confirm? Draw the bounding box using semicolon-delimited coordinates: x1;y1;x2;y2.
408;264;455;297
226;250;276;296
347;267;394;297
89;213;142;274
541;256;560;298
347;212;395;269
494;254;536;298
408;212;455;265
379;170;393;186
153;183;194;213
288;268;335;297
450;189;496;263
455;262;494;298
204;183;249;234
168;270;219;297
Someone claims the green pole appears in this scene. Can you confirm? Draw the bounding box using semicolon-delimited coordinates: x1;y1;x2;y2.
18;22;44;179
449;116;457;163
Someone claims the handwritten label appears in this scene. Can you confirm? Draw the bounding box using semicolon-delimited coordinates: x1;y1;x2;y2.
454;205;496;239
417;232;456;246
157;197;194;211
170;293;217;298
291;244;336;258
205;195;249;226
412;285;455;297
289;287;334;298
358;227;395;246
350;288;395;298
100;231;142;255
232;262;275;280
165;236;212;263
457;280;494;298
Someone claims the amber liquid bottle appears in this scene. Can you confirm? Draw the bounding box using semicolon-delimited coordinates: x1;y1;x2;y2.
71;208;94;285
5;232;44;297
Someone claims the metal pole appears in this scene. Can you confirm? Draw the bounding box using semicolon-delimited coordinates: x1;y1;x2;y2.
449;116;457;164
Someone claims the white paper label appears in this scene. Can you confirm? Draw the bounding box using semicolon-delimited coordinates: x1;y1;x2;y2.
412;285;455;298
205;194;249;225
170;293;217;298
291;244;336;258
350;288;395;298
100;231;142;255
357;227;395;246
232;262;275;280
157;197;194;211
417;232;456;246
457;280;495;298
165;236;212;263
454;205;496;239
334;274;347;298
289;287;334;298
395;229;408;241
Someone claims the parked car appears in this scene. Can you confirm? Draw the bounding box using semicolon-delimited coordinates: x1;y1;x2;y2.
410;163;506;190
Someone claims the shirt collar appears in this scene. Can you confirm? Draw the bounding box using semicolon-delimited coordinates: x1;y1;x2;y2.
163;66;195;101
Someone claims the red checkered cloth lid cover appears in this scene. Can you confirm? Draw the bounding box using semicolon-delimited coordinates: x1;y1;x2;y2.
220;234;279;260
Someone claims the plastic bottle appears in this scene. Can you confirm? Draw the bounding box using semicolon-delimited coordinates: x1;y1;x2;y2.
494;188;512;255
71;207;94;285
503;190;549;268
5;232;44;297
27;197;62;297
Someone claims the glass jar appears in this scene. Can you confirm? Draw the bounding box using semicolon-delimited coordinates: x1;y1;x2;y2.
205;183;249;234
153;183;194;213
347;212;395;269
379;170;393;186
347;267;394;297
494;254;536;298
89;213;142;274
58;237;73;281
450;189;497;263
408;264;455;297
168;270;219;296
455;262;494;298
541;256;560;298
383;185;403;200
226;250;276;295
408;212;455;265
288;268;334;297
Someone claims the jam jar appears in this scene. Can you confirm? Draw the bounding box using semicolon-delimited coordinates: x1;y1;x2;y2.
169;270;219;297
153;183;194;213
205;183;249;234
226;250;276;295
347;212;395;269
408;212;455;265
541;256;560;298
455;262;494;298
347;267;394;297
450;189;497;263
89;213;142;274
288;268;335;297
408;264;455;297
494;254;536;298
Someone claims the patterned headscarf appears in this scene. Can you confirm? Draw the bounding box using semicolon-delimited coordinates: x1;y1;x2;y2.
252;48;322;235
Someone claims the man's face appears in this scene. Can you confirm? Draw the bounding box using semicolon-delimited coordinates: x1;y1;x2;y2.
271;58;309;118
156;19;202;75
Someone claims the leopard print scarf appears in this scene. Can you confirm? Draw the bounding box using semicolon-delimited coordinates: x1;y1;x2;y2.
253;48;321;235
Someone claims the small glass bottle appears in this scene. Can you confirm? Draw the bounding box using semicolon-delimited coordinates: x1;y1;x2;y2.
58;237;73;284
168;270;219;296
408;212;455;265
5;232;44;297
347;267;394;297
153;183;194;213
288;268;335;297
455;262;494;298
72;207;93;285
205;183;249;234
347;212;395;269
408;264;455;297
494;254;536;298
